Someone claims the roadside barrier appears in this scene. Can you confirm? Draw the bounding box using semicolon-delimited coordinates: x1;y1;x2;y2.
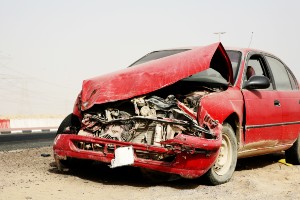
0;119;10;129
0;118;62;134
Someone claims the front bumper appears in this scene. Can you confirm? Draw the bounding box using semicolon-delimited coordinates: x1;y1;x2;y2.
53;134;221;179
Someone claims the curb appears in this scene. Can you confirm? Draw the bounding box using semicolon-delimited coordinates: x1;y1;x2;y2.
0;117;62;135
0;128;58;135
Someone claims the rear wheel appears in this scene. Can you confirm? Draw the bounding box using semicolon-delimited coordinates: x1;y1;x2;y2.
285;134;300;164
204;123;237;185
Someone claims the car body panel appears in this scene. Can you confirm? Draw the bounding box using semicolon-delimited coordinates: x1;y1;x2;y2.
54;43;300;180
277;89;300;143
198;87;244;125
237;49;300;156
242;90;282;144
80;42;233;111
54;133;220;179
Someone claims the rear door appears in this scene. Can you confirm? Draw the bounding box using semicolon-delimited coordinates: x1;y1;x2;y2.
242;53;282;149
265;55;300;144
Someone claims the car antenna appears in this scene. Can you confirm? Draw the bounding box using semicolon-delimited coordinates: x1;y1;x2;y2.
248;32;254;48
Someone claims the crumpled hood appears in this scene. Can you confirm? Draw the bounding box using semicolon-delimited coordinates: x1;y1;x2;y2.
80;42;232;111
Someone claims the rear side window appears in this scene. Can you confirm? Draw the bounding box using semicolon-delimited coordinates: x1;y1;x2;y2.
265;56;292;90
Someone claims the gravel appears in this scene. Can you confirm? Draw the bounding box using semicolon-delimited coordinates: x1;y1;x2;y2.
1;147;300;200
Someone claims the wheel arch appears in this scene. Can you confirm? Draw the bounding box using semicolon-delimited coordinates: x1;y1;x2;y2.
223;112;242;149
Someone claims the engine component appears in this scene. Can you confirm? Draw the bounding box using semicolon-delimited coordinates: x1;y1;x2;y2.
81;92;213;146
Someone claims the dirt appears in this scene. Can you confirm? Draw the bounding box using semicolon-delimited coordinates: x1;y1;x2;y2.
0;147;300;200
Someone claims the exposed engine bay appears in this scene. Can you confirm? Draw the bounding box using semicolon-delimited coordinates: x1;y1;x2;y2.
78;85;222;148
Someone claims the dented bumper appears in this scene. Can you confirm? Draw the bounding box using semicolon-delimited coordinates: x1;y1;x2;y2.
53;133;221;178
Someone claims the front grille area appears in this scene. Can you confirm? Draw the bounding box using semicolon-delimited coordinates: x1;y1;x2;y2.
72;140;175;162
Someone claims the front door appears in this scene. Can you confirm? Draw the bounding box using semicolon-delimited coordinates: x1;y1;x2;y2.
242;53;282;150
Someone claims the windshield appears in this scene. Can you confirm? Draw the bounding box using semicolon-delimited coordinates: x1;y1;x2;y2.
129;49;242;84
226;50;242;81
129;49;189;67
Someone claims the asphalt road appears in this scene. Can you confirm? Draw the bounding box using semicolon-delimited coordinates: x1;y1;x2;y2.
0;131;56;151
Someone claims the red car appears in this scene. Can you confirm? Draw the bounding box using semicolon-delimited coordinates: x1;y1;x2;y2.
53;42;300;185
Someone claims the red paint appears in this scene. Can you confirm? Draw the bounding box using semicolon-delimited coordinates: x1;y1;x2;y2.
54;42;300;179
80;42;232;111
0;119;10;129
54;134;219;179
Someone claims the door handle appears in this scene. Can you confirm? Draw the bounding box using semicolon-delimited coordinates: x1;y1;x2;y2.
274;100;281;107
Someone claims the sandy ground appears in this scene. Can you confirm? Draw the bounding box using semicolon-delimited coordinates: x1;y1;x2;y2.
1;146;300;200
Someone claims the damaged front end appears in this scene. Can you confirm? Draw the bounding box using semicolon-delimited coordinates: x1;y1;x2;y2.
55;91;222;178
53;42;232;178
80;93;219;146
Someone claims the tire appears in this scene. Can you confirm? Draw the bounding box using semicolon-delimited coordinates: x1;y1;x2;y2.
56;113;81;170
204;123;237;185
285;134;300;164
57;113;81;136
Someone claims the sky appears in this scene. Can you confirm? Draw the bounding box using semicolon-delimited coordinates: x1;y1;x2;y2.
0;0;300;116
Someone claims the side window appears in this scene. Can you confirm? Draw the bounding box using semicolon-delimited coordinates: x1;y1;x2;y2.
245;54;273;89
247;59;264;76
265;56;292;90
286;68;299;90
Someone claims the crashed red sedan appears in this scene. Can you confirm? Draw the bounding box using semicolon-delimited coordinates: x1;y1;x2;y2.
53;42;300;185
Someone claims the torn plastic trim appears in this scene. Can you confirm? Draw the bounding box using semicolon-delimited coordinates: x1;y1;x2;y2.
161;133;222;151
55;133;221;156
53;132;221;178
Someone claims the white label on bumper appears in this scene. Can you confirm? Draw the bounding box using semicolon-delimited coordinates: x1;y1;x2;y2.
110;146;134;168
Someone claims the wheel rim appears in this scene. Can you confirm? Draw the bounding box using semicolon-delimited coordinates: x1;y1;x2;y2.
213;133;233;176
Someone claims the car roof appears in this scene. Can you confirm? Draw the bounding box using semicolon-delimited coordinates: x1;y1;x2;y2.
153;46;271;56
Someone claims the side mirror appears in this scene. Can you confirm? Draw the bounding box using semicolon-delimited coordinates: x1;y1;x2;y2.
243;75;270;90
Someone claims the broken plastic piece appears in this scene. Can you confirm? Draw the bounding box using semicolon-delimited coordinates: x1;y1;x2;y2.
278;159;293;166
41;153;51;157
110;146;134;168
